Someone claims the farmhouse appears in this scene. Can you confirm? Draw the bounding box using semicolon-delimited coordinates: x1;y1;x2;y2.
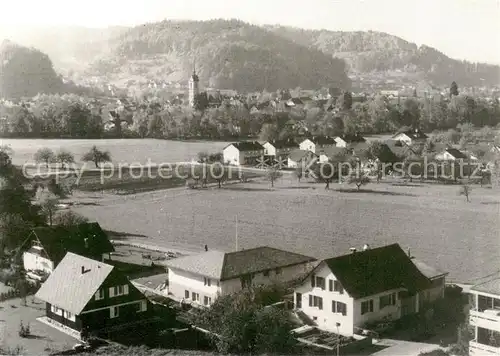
334;134;366;148
392;128;428;146
434;148;469;161
288;149;318;168
22;223;114;278
468;272;500;355
299;136;337;154
262;138;298;157
165;246;316;307
35;252;152;339
293;244;442;336
222;141;264;166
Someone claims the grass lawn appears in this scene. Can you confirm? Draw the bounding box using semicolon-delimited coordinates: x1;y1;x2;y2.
71;174;500;284
0;298;78;355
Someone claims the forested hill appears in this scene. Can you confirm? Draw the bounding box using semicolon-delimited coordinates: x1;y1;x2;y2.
264;26;500;87
88;19;351;92
0;40;65;98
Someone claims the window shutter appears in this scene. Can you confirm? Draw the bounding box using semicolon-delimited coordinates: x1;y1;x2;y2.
319;298;323;310
329;280;333;292
311;275;315;288
332;300;336;312
370;300;374;312
309;295;313;307
109;287;115;298
124;284;129;295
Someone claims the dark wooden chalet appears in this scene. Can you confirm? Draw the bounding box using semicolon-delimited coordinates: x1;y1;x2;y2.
35;252;153;338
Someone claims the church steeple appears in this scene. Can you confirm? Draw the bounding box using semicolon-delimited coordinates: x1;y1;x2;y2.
188;59;199;107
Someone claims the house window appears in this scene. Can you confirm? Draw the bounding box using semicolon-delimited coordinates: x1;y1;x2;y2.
95;289;105;301
333;280;344;294
64;311;76;322
309;295;323;310
263;270;269;277
51;305;62;315
185;290;190;299
204;296;212;306
192;292;200;302
332;301;347;316
110;285;129;297
204;277;211;286
136;300;147;313
361;300;374;315
380;293;397;309
315;277;326;290
110;306;119;318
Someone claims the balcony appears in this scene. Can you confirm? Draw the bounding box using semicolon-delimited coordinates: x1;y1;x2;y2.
470;309;500;331
469;340;500;355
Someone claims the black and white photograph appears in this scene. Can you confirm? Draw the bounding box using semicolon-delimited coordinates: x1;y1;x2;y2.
0;0;499;355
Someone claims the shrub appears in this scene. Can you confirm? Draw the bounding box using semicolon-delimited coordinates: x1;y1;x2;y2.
18;321;30;338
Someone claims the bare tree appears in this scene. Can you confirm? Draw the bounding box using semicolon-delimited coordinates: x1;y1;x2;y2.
347;164;371;191
293;166;303;183
459;184;472;203
55;150;75;169
82;146;111;168
266;167;282;188
53;210;89;226
34;148;55;168
36;190;59;226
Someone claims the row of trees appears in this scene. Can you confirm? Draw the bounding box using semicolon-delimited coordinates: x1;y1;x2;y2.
1;88;499;140
33;146;112;168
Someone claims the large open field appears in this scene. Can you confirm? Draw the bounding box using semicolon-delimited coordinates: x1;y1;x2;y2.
0;138;229;165
71;176;500;284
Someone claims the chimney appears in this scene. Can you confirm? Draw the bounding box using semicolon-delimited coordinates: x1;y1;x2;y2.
407;248;411;258
349;247;357;254
81;266;85;274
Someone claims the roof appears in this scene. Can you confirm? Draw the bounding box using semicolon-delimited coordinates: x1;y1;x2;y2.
224;141;264;151
30;223;114;265
288;149;315;162
35;252;114;314
443;148;468;159
166;246;316;281
319;146;348;159
393;129;428;140
322;244;432;299
265;139;298;149
337;134;366;144
411;258;448;279
471;273;500;295
303;136;337;145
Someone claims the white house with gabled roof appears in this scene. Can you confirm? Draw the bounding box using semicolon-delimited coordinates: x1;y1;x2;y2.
165;246;316;307
293;244;443;336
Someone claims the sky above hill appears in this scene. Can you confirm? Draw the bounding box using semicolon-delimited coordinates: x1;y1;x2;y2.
2;0;499;64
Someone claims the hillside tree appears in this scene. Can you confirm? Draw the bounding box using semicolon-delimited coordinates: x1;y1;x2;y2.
82;146;112;168
53;210;89;227
33;148;55;167
55;150;75;169
458;183;472;203
265;167;282;188
450;81;459;98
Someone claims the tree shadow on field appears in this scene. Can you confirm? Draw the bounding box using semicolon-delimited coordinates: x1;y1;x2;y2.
335;188;417;197
282;186;315;190
391;183;425;187
480;201;500;205
223;187;273;192
104;230;148;240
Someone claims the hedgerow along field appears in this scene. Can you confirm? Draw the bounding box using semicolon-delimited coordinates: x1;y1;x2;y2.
71;176;500;285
